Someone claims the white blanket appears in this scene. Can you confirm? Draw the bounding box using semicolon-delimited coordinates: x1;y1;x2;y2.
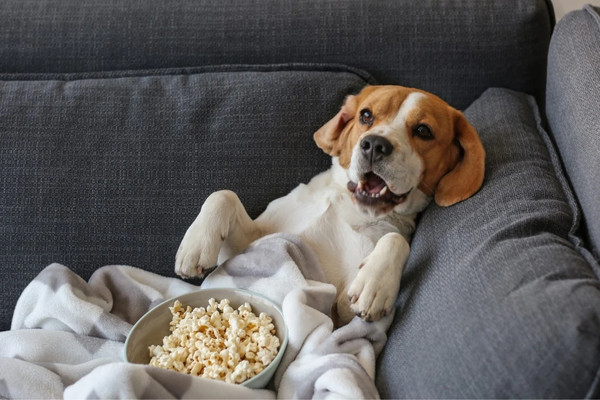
0;233;393;398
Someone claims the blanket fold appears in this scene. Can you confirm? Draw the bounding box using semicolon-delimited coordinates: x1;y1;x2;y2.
1;233;390;399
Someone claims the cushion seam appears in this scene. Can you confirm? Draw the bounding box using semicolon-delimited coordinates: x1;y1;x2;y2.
543;0;557;31
584;4;600;30
0;63;378;85
586;368;600;399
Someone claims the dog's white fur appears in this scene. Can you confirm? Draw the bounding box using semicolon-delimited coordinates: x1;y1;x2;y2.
175;85;485;326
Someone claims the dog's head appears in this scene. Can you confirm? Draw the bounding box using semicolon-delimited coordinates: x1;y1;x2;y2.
314;85;485;216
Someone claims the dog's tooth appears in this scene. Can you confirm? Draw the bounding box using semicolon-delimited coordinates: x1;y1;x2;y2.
380;186;388;196
358;181;365;191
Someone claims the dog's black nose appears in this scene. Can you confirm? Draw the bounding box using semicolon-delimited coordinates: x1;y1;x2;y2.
360;135;393;163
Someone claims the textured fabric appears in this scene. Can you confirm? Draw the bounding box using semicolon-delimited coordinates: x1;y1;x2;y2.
0;65;371;331
4;233;386;398
546;5;600;259
376;88;600;398
0;0;552;109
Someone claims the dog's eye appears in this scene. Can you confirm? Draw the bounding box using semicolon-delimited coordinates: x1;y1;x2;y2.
413;124;434;140
359;108;374;126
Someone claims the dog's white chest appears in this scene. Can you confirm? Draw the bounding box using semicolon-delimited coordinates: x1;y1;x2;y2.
255;168;402;288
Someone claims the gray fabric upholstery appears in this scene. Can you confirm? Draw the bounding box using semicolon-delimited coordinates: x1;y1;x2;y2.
0;65;370;330
546;5;600;259
376;88;600;398
0;0;553;109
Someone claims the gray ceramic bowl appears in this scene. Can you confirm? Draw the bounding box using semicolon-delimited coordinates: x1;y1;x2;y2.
124;288;288;389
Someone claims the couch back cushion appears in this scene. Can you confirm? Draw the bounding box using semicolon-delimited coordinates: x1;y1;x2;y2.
0;0;553;109
0;65;370;330
377;88;600;398
546;6;600;258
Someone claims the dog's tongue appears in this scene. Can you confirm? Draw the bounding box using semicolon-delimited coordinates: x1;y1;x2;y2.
365;172;386;194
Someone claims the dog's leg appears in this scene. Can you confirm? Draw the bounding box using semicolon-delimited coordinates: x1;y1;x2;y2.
175;190;263;279
346;232;410;321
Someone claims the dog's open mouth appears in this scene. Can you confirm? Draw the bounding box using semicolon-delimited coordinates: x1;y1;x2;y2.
347;172;411;206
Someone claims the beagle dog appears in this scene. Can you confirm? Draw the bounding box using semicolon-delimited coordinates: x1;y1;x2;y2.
175;85;485;326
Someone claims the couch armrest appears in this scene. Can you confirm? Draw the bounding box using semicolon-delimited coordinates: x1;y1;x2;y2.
546;5;600;259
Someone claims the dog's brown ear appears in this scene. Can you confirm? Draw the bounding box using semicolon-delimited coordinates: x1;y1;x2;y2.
314;95;357;156
435;110;485;207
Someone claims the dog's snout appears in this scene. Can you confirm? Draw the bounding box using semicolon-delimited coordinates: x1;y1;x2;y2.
360;135;393;163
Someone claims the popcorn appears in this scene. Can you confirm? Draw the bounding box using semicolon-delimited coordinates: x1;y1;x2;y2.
148;298;280;384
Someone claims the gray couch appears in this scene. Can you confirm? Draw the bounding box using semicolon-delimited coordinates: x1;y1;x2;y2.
1;0;599;397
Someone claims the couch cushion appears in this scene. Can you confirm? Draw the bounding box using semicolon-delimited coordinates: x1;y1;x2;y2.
0;64;371;331
546;5;600;259
0;0;553;109
376;88;600;398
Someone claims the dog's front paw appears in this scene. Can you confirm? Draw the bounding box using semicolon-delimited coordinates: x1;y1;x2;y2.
347;258;400;322
174;225;223;279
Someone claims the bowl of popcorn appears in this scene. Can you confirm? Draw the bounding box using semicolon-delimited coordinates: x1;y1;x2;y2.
124;288;288;389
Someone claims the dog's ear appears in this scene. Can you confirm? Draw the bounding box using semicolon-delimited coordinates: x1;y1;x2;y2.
434;110;485;207
314;95;357;156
